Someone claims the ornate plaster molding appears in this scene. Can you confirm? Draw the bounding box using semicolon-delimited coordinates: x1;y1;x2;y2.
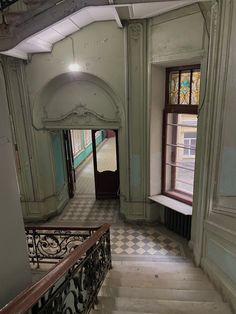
43;103;120;125
129;23;142;40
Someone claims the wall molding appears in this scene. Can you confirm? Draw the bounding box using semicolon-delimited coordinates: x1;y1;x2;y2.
127;20;147;211
204;219;236;245
43;102;121;130
152;49;205;65
201;256;236;312
191;0;234;266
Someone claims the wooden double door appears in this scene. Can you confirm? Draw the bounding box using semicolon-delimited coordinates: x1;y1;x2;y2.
92;129;120;199
64;129;120;200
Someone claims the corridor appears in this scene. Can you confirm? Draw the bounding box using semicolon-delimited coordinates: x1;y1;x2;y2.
47;138;189;261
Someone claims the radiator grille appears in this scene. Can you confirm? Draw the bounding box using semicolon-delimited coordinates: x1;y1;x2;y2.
164;207;192;240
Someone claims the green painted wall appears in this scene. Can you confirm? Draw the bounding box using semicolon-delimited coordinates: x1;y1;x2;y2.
52;132;65;192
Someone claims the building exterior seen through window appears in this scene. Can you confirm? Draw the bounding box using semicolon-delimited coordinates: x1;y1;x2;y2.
162;65;200;205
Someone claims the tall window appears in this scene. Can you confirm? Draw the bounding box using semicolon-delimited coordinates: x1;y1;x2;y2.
162;65;200;205
84;130;92;146
71;130;83;156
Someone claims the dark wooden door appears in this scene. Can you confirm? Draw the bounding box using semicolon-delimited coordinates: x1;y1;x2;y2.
92;130;120;199
63;130;76;198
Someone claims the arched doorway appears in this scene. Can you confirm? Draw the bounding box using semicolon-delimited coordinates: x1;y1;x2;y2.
33;72;125;223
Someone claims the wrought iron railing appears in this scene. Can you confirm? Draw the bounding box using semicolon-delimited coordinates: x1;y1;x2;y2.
0;224;111;314
25;225;99;266
0;0;19;11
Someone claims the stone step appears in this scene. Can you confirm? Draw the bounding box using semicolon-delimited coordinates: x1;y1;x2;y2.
96;297;232;314
104;274;214;290
99;286;222;302
111;261;203;274
108;270;207;282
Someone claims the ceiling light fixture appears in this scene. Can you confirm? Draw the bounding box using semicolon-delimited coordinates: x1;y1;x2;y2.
68;36;80;72
68;63;80;71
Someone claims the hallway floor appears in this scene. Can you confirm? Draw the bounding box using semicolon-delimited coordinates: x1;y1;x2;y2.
46;138;190;261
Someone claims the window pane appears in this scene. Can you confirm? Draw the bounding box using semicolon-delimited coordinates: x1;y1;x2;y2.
175;166;194;194
191;70;201;105
84;130;92;146
169;72;179;104
97;130;117;172
165;113;197;195
71;130;82;156
184;132;196;138
180;71;191;104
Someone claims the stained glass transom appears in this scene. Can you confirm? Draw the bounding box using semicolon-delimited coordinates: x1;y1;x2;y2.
180;72;190;104
170;72;179;104
191;70;201;105
168;69;201;105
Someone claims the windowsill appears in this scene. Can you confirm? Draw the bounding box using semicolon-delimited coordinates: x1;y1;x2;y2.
148;194;192;216
164;190;192;205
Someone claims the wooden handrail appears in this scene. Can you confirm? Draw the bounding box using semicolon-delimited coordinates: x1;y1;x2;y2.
0;223;110;314
25;225;100;231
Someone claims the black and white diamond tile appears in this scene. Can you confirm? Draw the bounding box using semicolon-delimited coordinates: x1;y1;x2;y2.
54;198;119;224
111;226;183;257
47;138;186;258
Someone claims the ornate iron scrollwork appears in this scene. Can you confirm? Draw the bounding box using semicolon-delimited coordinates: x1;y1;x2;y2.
25;227;97;266
0;0;19;11
30;230;112;314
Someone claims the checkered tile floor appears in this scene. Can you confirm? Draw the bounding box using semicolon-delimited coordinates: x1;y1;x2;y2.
50;197;185;257
47;137;186;259
111;226;183;257
53;198;119;224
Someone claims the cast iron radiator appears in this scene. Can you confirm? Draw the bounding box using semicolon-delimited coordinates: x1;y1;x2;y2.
164;207;192;240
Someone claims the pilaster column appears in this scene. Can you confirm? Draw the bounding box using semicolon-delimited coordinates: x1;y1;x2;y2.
126;21;147;218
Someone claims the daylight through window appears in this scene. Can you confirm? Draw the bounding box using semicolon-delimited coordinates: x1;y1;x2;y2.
162;65;200;205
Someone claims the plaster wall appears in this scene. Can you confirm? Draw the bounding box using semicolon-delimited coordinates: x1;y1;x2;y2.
16;7;205;221
0;1;236;310
151;5;205;64
26;21;125;106
186;1;236;311
0;62;31;308
20;21;126;220
204;1;236;309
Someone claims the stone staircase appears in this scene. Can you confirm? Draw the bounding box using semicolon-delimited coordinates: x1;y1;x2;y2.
91;259;233;314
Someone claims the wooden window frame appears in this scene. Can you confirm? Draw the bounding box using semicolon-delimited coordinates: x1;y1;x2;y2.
162;65;200;205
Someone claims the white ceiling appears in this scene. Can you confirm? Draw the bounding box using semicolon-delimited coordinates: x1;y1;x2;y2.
2;1;202;59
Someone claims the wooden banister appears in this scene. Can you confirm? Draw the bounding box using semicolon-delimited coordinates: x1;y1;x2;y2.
25;225;100;231
0;223;110;314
